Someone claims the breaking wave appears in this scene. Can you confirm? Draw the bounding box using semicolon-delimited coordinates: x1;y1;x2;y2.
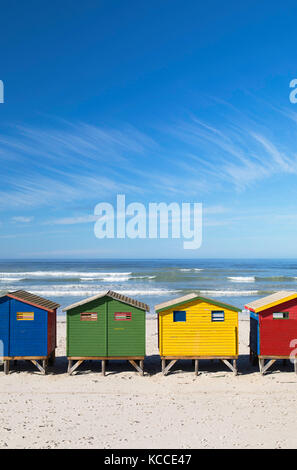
228;276;255;283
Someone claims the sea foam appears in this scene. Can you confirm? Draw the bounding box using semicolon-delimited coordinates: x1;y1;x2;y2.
228;276;255;283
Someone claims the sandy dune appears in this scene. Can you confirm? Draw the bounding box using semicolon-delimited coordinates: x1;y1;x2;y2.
0;317;296;449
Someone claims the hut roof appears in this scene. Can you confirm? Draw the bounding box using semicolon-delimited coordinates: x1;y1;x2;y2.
0;290;60;312
155;292;240;313
62;290;149;312
245;290;297;313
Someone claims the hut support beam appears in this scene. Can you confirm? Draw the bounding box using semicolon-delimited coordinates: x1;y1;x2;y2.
4;360;9;375
233;359;238;376
31;360;46;375
42;359;47;375
163;360;177;376
161;357;238;375
129;360;144;376
222;359;237;375
260;359;276;375
194;360;199;376
68;360;83;376
101;360;106;376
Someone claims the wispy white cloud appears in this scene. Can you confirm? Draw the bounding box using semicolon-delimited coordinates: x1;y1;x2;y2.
11;216;34;223
168;106;297;190
1;100;297;216
0;229;68;239
48;214;98;225
0;120;157;209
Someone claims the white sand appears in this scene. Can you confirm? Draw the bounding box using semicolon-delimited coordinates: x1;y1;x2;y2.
0;317;297;449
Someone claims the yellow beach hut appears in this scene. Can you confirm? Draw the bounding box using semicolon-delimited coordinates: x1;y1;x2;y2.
155;293;240;376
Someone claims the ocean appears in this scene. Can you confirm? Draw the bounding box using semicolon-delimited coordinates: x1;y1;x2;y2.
0;259;296;316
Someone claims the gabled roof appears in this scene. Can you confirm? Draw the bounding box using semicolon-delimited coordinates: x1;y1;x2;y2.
0;290;60;312
155;292;240;313
62;290;149;312
245;290;297;313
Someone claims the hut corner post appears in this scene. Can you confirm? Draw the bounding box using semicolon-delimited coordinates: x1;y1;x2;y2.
31;359;47;375
162;359;177;376
195;359;199;376
68;359;83;376
221;359;238;375
4;360;9;375
101;359;106;376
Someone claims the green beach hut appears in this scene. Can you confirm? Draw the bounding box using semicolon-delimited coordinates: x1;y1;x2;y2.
63;290;149;375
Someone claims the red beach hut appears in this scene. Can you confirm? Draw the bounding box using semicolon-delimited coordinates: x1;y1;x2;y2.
245;291;297;375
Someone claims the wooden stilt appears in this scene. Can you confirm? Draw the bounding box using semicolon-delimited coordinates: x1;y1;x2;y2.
222;359;237;374
261;359;276;375
101;359;106;376
31;360;45;375
67;359;72;374
68;360;83;375
4;360;9;375
161;356;238;375
294;359;297;374
233;359;238;376
163;360;177;376
259;358;264;374
194;359;199;376
139;360;144;376
42;359;47;375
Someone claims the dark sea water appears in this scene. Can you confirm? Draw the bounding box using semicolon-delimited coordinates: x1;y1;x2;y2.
0;259;296;316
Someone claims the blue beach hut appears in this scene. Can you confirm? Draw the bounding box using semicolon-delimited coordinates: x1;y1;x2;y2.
0;290;60;374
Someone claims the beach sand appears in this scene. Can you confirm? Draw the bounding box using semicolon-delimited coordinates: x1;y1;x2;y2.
0;317;296;449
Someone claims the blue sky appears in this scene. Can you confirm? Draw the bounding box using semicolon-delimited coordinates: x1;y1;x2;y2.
1;0;297;258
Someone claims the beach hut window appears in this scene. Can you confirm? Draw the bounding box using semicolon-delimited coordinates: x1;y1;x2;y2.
114;312;132;321
17;312;34;321
80;312;98;321
273;312;289;319
173;311;186;322
211;310;225;322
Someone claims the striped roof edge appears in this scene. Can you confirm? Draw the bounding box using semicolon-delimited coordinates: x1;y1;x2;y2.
62;290;150;312
155;292;240;313
0;290;60;311
245;290;297;313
